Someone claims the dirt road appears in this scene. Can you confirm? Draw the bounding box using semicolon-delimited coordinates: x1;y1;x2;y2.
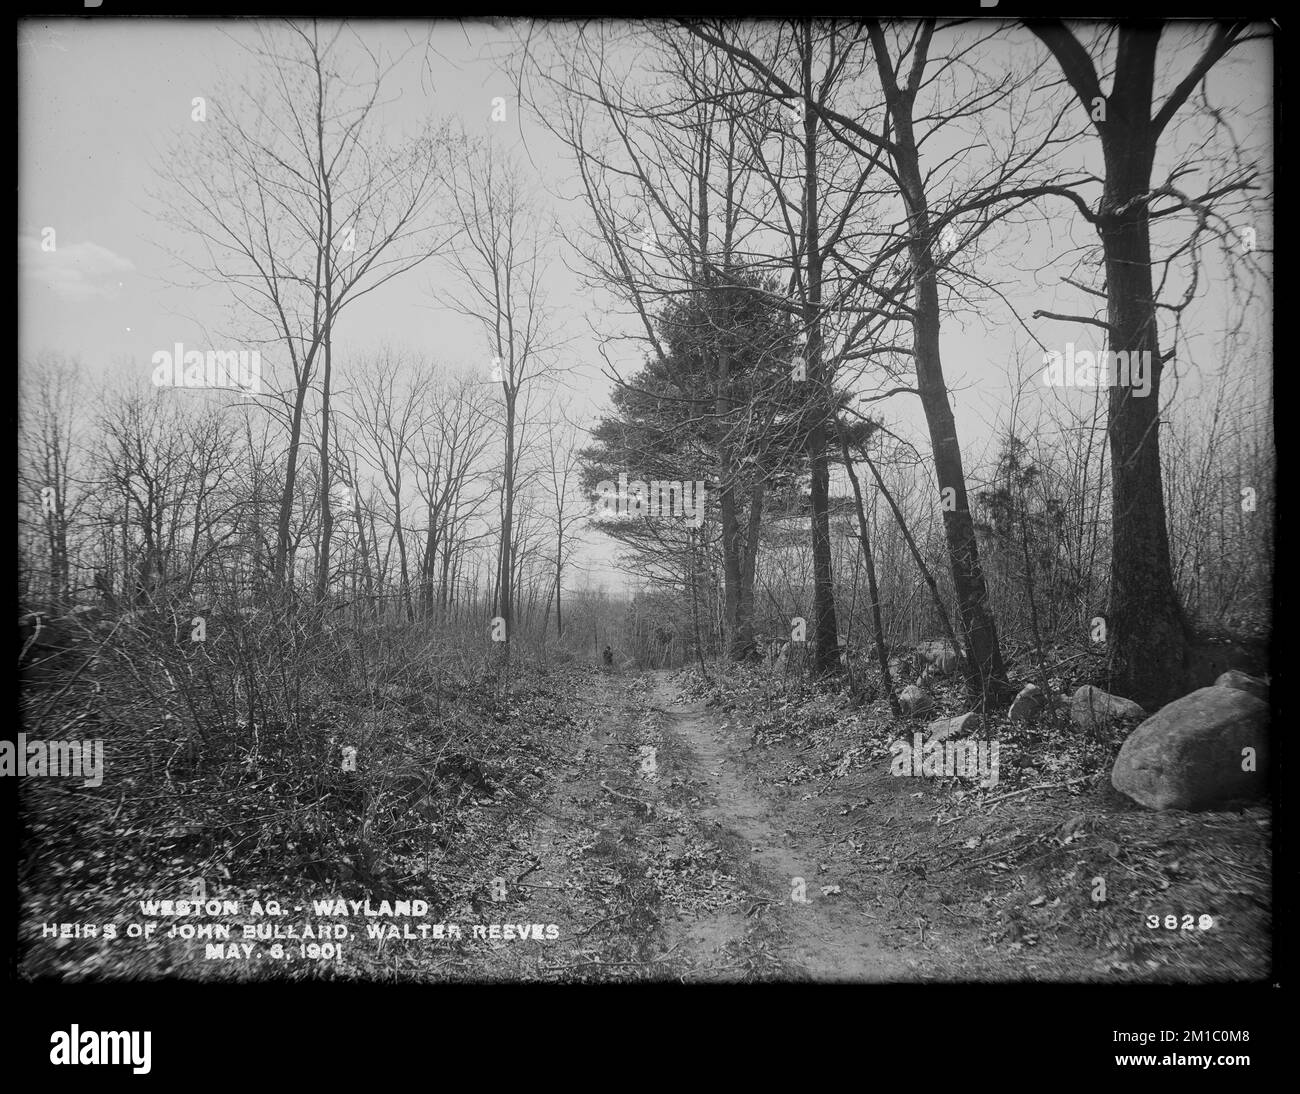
643;674;905;979
30;666;1263;982
478;670;921;981
485;668;1269;982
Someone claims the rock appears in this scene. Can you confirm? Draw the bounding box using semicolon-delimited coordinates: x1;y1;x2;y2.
925;712;982;744
1070;685;1146;730
1214;669;1268;702
1008;683;1048;723
1111;686;1269;810
915;639;960;675
899;685;934;717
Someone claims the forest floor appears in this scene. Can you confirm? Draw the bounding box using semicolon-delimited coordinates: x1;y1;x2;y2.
19;666;1272;982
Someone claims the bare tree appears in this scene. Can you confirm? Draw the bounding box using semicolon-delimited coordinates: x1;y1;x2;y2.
155;21;450;593
347;349;429;620
1027;19;1267;705
19;355;86;608
538;411;587;640
411;369;496;619
522;23;827;665
432;131;561;651
684;19;1045;701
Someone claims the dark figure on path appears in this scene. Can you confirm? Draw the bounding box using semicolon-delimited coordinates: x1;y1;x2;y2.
602;645;614;669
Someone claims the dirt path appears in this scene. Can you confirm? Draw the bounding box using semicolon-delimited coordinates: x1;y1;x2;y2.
479;669;918;981
645;674;907;980
501;668;1269;983
18;664;1268;983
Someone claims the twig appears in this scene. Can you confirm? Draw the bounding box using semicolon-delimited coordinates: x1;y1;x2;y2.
1106;852;1148;879
936;833;1044;872
983;775;1093;808
599;780;655;814
575;911;629;937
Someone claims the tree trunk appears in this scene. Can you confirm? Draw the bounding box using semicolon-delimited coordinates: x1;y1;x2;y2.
689;530;710;680
802;26;839;675
274;358;316;586
315;326;333;604
733;483;764;660
871;23;1009;706
1097;63;1188;708
1024;20;1251;705
498;382;516;651
717;341;748;660
554;533;564;639
837;421;902;716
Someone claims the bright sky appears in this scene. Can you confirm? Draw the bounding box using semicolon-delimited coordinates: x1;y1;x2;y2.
16;19;607;385
18;18;1274;594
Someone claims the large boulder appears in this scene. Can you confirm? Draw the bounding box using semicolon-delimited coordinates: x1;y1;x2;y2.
1214;669;1268;703
1070;685;1146;730
1008;683;1048;723
925;712;982;744
1111;687;1268;810
899;685;935;717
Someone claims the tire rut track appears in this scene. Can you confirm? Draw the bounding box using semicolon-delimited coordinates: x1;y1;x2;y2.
647;673;908;981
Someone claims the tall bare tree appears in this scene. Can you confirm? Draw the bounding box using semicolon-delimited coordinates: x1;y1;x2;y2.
19;355;85;608
156;21;450;594
412;369;496;619
1028;19;1266;706
432;132;560;650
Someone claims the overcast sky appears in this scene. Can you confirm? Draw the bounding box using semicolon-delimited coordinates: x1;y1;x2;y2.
17;19;602;383
18;18;1273;594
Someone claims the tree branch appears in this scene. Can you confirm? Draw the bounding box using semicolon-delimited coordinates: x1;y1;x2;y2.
1152;22;1249;139
1032;309;1114;334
